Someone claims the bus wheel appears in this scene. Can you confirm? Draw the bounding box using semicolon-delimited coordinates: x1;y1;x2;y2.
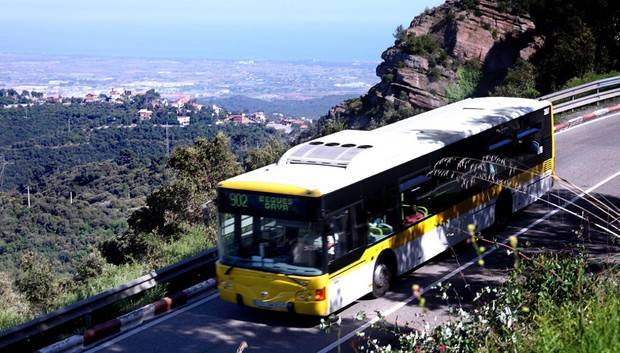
372;261;392;298
494;191;513;228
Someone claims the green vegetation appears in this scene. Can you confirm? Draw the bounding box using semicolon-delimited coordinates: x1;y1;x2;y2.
403;34;448;68
445;62;482;102
524;0;620;91
382;73;395;83
345;251;620;353
393;24;408;44
244;139;288;171
492;59;539;98
562;71;620;90
0;91;290;331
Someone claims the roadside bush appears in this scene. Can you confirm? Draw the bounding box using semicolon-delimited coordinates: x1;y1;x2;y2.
562;71;620;90
349;251;617;353
15;252;60;310
0;271;31;331
74;249;107;283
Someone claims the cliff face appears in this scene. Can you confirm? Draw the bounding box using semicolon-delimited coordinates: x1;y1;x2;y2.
319;0;542;133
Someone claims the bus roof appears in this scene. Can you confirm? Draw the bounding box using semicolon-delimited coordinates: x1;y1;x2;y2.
219;97;551;196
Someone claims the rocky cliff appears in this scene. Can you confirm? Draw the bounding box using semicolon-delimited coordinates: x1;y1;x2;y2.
316;0;543;134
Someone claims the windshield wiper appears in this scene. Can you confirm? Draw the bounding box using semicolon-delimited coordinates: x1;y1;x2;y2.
283;273;307;287
225;265;234;275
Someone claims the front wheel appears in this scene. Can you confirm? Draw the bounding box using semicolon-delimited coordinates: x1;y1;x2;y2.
371;261;392;298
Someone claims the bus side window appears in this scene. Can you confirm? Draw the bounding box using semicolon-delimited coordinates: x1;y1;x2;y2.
365;186;398;243
327;204;367;262
514;117;543;167
399;174;433;226
351;203;368;248
327;209;350;260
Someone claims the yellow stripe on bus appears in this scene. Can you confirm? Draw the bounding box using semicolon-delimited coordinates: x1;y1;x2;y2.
330;159;553;280
218;180;322;197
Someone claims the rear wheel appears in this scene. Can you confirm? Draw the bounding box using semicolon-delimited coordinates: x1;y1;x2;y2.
372;261;392;298
483;191;512;240
494;191;513;228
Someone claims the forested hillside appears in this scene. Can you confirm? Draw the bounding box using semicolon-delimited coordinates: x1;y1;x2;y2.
0;90;287;276
310;0;620;136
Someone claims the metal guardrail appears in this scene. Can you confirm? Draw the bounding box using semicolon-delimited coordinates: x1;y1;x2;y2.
553;87;620;113
0;247;218;352
539;75;620;113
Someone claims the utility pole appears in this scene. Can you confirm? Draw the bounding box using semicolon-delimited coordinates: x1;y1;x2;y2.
0;155;14;191
70;191;73;205
26;185;31;208
165;124;170;157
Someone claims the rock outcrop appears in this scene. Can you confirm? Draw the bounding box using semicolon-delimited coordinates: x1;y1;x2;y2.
317;0;542;133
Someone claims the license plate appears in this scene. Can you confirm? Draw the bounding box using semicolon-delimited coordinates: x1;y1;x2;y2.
253;299;288;309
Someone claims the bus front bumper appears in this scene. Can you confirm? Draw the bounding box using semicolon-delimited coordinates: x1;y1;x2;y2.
216;263;330;316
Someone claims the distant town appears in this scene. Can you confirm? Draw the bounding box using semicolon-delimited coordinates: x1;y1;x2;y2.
0;53;377;115
1;87;311;135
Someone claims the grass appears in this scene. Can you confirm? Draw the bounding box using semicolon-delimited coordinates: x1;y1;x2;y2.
57;262;149;308
154;224;212;265
0;225;213;332
0;308;30;332
562;71;620;90
446;63;482;102
521;272;620;353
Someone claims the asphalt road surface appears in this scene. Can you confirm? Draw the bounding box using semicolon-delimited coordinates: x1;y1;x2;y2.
86;112;620;353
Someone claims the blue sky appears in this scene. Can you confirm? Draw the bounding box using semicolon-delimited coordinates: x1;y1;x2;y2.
0;0;443;62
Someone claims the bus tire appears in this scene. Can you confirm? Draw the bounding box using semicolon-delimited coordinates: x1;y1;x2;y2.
494;191;513;228
371;258;393;298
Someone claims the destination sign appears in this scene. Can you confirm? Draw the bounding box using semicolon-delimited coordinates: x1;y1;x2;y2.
218;189;319;220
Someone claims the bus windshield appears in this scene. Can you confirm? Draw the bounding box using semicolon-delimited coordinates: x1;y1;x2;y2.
218;213;325;276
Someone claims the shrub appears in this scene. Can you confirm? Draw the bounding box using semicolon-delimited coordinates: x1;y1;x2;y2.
0;272;31;331
446;62;482;102
393;24;408;44
428;67;442;82
492;59;540;98
382;73;395;83
404;34;441;57
74;249;107;283
15;252;60;310
562;71;620;90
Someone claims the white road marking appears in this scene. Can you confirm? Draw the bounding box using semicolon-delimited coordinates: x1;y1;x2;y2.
556;111;620;135
317;168;620;353
84;292;220;352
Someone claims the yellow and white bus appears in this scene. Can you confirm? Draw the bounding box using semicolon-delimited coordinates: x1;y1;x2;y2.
216;97;554;316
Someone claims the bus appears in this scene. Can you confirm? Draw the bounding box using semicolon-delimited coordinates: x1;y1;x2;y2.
215;97;554;316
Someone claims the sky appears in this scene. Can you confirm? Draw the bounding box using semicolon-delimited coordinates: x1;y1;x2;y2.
0;0;443;62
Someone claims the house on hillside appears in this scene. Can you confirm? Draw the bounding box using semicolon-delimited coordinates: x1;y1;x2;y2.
138;109;153;121
177;116;190;127
230;114;249;124
84;93;97;103
250;111;266;123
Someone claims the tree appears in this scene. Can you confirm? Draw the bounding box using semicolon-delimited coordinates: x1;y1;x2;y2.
244;139;288;171
121;133;242;246
393;24;408;44
74;250;107;283
492;59;540;98
538;18;596;90
15;252;59;309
